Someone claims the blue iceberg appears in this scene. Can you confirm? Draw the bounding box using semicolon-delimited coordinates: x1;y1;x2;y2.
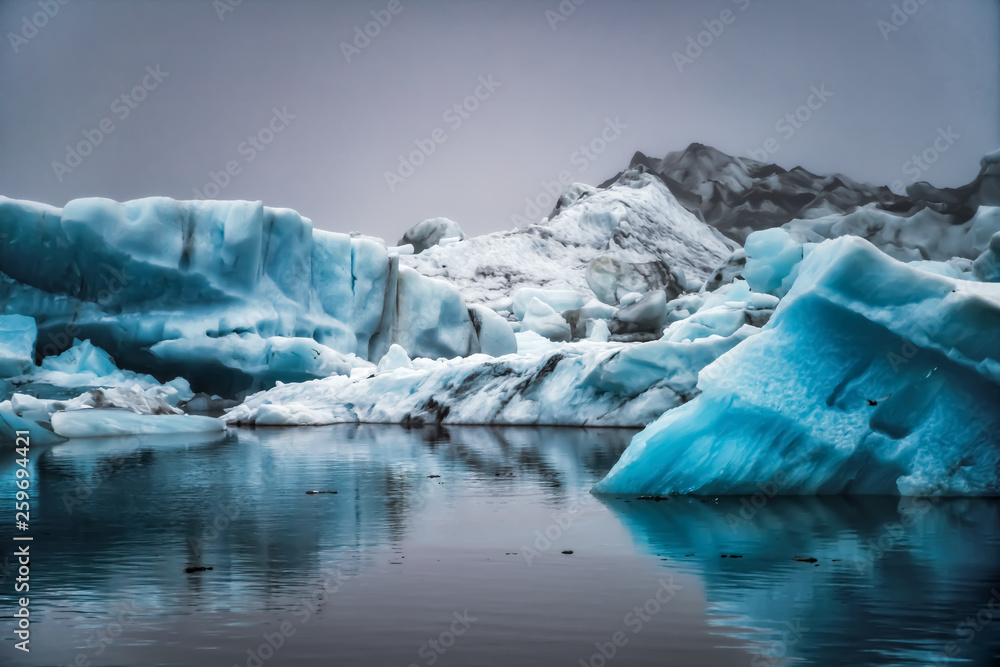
595;236;1000;496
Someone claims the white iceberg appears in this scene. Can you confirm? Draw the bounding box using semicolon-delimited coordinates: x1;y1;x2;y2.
224;327;755;428
50;409;224;438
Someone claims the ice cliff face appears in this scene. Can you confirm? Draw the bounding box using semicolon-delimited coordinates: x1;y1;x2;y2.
0;197;501;395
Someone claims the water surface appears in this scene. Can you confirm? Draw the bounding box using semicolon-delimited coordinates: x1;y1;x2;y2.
1;425;998;666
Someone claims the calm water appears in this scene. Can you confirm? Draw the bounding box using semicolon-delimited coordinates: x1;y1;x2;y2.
1;425;998;667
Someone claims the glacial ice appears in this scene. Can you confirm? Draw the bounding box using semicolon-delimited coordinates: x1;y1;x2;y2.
223;327;755;428
401;170;737;311
512;288;586;321
397;217;465;253
0;314;36;377
1;382;209;442
467;304;518;357
595;236;1000;497
585;255;686;305
974;231;1000;282
0;196;504;395
610;289;668;334
50;409;224;438
0;337;205;441
784;203;1000;262
149;332;369;394
3;143;999;497
391;267;478;360
20;339;193;403
743;228;806;297
376;344;412;373
520;298;571;341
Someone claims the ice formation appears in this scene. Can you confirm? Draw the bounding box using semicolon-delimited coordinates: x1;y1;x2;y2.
0;314;36;377
13;338;193;401
223;328;755;428
0;337;208;440
397;217;465;253
50;409;223;438
595;237;1000;496
2;143;998;495
400;169;737;312
0;196;499;396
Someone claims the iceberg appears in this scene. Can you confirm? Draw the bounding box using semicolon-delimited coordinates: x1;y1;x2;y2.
4;144;999;458
397;217;465;253
0;338;207;441
223;327;755;428
0;314;36;377
520;298;572;341
595;236;1000;497
50;409;224;438
13;338;193;404
0;196;502;396
149;332;370;395
401;169;737;311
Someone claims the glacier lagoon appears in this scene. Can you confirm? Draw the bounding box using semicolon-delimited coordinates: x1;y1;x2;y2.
1;143;999;665
1;424;999;667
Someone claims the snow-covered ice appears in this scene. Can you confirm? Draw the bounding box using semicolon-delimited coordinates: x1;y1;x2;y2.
400;170;737;311
50;409;224;438
223;328;755;428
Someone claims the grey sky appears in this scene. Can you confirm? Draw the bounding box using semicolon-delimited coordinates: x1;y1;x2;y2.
1;0;997;241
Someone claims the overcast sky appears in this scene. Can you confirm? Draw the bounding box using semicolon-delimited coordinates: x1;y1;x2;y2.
1;0;997;241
